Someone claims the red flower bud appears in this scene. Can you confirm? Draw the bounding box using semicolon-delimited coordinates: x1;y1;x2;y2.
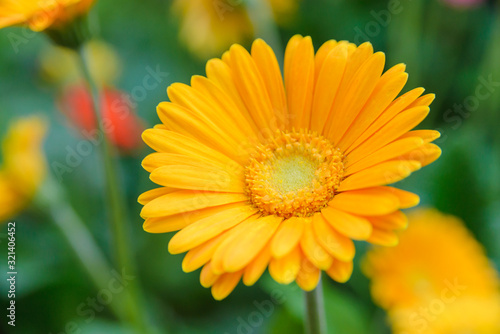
58;83;145;153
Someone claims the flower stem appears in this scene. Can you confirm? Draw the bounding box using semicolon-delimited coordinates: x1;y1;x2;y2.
76;46;147;333
34;175;126;322
304;278;327;334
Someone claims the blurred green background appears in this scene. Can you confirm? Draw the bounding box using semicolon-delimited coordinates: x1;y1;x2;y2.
1;0;499;333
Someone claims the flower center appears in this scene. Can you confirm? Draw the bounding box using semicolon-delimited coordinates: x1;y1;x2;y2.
244;130;345;218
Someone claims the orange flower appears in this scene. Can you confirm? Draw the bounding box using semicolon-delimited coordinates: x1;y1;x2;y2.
0;0;95;31
363;209;500;333
173;0;300;58
139;36;440;300
58;83;145;153
0;116;48;222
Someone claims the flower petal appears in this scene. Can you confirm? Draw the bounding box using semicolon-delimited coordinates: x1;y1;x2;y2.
285;36;315;129
338;160;421;192
345;106;430;167
141;190;247;218
182;234;224;272
268;247;301;284
223;215;283;272
329;187;400;216
337;64;408;150
227;44;277;132
211;271;243;301
326;259;353;283
142;129;239;170
143;202;245;233
200;262;220;288
398;129;441;144
396;143;442;167
142;152;244;175
312;213;355;262
326;51;386;144
345;87;425;154
368;211;409;230
205;58;255;127
322;207;372;240
251;39;287;129
150;164;244;193
190;75;259;138
295;254;321;291
210;215;261;274
243;242;272;286
310;43;349;133
270;216;306;258
300;221;333;270
383;187;420;209
367;228;399;246
168;205;256;254
157;101;247;164
345;137;424;175
167;82;251;144
137;187;176;205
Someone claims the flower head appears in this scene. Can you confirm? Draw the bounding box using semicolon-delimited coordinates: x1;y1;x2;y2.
173;0;299;59
139;36;440;300
0;116;48;222
0;0;95;31
58;83;145;153
363;208;500;333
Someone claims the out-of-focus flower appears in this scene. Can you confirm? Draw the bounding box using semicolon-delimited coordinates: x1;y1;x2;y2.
269;0;299;26
0;116;48;222
173;0;252;59
363;208;500;333
0;0;95;32
139;36;440;300
173;0;299;59
40;39;122;86
441;0;485;9
58;83;145;153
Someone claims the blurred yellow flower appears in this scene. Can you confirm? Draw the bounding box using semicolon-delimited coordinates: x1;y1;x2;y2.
140;36;439;300
0;0;95;31
40;39;122;86
269;0;299;26
173;0;299;58
363;208;500;333
0;116;48;222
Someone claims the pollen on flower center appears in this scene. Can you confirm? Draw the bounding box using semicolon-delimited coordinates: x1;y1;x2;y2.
244;130;345;218
269;154;320;194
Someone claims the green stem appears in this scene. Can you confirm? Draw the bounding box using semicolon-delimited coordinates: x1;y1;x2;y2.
34;175;126;322
304;278;327;334
76;46;147;333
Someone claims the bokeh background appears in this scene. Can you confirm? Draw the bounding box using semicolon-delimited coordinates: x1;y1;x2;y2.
1;0;500;333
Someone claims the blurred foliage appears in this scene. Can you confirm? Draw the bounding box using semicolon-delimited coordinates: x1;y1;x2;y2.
1;0;499;333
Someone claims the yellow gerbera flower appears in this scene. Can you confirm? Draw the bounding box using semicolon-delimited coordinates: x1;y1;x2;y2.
363;208;500;333
0;116;48;222
173;0;299;59
139;36;440;300
0;0;95;31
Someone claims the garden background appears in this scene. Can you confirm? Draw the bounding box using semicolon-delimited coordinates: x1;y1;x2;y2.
1;0;499;333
